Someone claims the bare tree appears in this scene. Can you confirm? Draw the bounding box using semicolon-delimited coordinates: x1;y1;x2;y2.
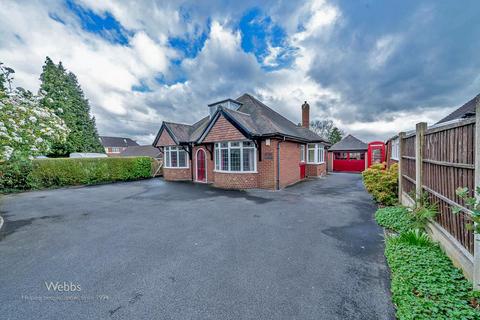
310;119;334;140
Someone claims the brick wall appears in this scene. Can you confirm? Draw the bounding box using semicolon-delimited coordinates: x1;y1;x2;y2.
163;167;192;181
279;141;302;188
258;139;277;189
306;163;327;177
203;115;246;143
213;172;259;189
156;129;176;146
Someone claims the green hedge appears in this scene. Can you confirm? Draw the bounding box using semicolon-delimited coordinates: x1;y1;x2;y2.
28;157;153;188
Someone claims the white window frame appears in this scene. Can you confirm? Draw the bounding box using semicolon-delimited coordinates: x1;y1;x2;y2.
214;141;257;173
391;138;399;160
110;147;121;153
163;146;189;169
300;145;305;162
307;143;325;164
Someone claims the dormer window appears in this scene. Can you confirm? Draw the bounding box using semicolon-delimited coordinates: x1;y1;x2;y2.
208;99;242;117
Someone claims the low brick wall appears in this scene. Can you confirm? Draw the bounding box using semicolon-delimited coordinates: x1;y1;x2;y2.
163;167;192;181
213;172;259;189
306;163;326;177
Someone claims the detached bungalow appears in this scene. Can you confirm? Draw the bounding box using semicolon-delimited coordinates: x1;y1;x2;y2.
153;93;330;190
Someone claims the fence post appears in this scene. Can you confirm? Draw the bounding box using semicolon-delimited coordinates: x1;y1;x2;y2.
398;132;406;204
415;122;427;203
474;100;480;290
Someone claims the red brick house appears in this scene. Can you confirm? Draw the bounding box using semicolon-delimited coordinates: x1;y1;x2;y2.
99;136;139;156
153;93;330;190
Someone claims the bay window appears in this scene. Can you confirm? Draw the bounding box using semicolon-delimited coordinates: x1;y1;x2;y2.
215;141;256;172
164;146;188;168
307;144;325;164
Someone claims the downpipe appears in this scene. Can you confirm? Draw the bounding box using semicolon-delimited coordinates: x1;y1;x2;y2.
276;137;286;190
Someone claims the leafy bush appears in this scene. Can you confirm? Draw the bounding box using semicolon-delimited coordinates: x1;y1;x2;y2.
362;162;398;205
393;229;432;247
28;157;152;189
386;235;479;319
0;154;33;191
375;206;417;233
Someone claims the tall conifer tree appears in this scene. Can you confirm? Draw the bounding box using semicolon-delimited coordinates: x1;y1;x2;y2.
39;57;103;156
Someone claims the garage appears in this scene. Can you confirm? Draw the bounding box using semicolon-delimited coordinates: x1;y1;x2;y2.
328;135;368;173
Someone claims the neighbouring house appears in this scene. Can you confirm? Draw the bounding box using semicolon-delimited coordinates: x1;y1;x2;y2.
120;145;162;159
152;93;330;190
99;136;139;156
385;93;480;167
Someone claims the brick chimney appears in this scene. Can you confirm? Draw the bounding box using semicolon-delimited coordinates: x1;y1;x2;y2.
301;101;310;128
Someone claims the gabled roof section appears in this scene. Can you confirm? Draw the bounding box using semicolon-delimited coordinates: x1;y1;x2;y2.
436;94;479;124
153;93;331;145
99;136;138;147
329;134;367;151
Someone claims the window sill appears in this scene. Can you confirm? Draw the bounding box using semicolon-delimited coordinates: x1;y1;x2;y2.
306;162;325;165
213;170;257;174
164;167;189;169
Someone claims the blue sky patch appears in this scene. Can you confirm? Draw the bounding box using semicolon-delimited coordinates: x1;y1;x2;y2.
238;8;296;70
64;0;130;45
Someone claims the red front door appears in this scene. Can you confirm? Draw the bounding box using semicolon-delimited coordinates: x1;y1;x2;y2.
300;163;306;179
196;149;206;182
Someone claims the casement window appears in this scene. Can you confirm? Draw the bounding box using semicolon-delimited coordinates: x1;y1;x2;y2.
307;144;325;164
164;146;189;168
300;145;305;162
349;152;365;160
391;138;399;160
214;141;256;172
110;147;121;153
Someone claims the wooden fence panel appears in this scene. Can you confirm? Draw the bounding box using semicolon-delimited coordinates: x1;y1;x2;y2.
400;119;475;254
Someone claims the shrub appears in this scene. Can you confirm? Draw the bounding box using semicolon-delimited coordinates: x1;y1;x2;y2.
386;235;479;319
0;154;33;191
392;229;432;247
362;162;398;205
375;206;416;233
28;157;152;189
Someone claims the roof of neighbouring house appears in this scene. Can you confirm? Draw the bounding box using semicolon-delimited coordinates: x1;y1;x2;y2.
119;145;162;158
436;94;479;124
99;136;139;148
153;93;330;145
328;134;368;151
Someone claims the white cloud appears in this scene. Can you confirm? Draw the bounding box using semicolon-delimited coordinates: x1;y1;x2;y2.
368;35;403;70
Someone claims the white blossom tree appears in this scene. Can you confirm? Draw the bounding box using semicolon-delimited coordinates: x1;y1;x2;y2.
0;63;69;161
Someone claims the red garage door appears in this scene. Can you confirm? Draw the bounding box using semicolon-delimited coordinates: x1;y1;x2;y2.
333;151;365;172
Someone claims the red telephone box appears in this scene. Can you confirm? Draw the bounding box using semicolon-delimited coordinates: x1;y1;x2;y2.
367;141;386;167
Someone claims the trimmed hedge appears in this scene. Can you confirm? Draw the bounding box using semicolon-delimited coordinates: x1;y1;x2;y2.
28;157;153;188
375;206;416;234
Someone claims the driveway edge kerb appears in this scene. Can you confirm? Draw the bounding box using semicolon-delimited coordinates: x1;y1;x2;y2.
0;215;4;232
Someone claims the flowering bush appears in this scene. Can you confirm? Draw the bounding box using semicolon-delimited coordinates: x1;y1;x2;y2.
0;84;69;161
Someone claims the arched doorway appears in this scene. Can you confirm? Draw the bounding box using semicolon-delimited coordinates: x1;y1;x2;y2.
196;148;207;182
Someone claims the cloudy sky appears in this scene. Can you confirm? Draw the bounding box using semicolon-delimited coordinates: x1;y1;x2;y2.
1;0;479;144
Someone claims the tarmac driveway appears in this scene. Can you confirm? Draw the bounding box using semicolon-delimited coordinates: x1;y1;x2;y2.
0;173;394;320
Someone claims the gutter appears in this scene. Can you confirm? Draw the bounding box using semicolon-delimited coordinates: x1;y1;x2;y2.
276;137;286;190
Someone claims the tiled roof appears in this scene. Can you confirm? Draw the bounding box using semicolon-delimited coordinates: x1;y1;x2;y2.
153;93;330;145
436;94;479;124
119;145;162;158
328;134;367;151
99;136;139;147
